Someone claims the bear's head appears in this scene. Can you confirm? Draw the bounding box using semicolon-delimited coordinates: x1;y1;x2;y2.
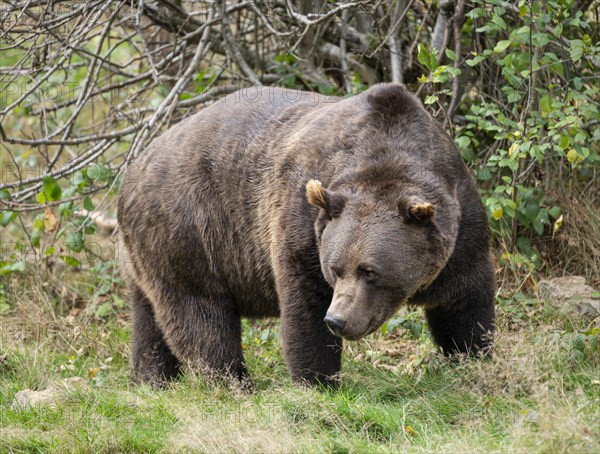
306;179;454;340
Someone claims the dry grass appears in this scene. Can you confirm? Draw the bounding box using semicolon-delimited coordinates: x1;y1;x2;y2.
544;188;600;287
1;263;599;453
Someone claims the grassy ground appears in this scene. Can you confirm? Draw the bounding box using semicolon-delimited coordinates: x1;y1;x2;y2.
0;263;599;453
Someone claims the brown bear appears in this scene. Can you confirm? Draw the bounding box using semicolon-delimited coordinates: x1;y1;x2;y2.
117;83;496;387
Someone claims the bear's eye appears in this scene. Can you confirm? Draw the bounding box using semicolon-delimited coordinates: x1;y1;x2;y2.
358;266;377;281
330;266;342;279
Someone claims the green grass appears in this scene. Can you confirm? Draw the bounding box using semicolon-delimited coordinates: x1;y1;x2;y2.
1;267;599;453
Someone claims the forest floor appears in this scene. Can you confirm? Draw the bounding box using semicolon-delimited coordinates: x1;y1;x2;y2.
0;263;599;453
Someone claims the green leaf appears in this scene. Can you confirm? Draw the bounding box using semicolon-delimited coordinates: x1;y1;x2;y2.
539;96;553;117
569;40;585;62
533;218;544;235
37;177;62;204
475;24;494;33
532;32;551;47
407;321;422;339
456;136;470;148
573;334;587;353
95;302;113;318
417;44;437;71
0;261;26;275
447;67;462;77
548;206;561;219
196;72;218;94
87;164;110;181
195;70;206;82
445;49;457;61
61;255;81;267
467;7;486;19
491;15;507;30
0;211;16;227
553;23;563;38
525;202;540;221
466;55;486;67
417;74;428;83
387;317;406;333
533;209;549;235
33;213;44;230
65;231;84;252
83;196;95;212
317;84;337;96
274;53;296;65
477;167;493;181
510;26;531;45
494;40;511;54
424;95;438;105
519;4;527;17
417;43;429;65
31;228;41;248
0;189;10;200
73;171;86;187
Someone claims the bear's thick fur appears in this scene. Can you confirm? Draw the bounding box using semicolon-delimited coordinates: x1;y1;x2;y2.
118;83;496;386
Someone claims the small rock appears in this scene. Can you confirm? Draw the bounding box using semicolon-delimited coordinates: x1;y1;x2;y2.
538;276;594;300
12;376;89;409
538;276;600;317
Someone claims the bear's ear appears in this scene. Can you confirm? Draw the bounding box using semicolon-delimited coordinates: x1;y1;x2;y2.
306;180;347;218
366;83;422;119
398;196;435;222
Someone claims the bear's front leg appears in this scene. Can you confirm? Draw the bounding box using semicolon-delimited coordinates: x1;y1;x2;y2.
425;284;496;357
280;297;343;386
277;270;342;386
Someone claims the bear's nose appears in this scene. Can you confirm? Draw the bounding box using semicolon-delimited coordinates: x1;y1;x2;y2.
324;314;347;336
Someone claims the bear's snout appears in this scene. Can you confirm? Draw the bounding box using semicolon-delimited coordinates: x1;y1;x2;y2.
324;314;347;337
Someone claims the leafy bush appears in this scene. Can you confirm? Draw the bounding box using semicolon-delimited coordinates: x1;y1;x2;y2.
418;0;599;272
1;0;598;283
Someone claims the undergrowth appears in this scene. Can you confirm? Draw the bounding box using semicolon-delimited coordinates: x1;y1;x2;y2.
0;265;598;453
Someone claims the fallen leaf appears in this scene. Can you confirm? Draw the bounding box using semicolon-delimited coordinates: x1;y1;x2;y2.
44;207;59;232
553;214;563;237
68;308;81;317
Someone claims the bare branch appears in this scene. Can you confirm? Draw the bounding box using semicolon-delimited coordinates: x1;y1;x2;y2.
221;2;261;85
431;0;454;55
445;0;465;126
285;0;372;26
339;8;352;93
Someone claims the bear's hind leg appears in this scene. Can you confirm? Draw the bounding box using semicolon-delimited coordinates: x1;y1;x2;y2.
154;293;249;386
130;284;181;385
425;286;496;357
